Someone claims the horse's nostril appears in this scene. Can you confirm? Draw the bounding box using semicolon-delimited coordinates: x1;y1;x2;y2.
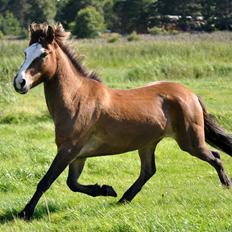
20;79;26;88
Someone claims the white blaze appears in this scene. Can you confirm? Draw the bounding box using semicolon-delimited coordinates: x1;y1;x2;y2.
15;43;45;90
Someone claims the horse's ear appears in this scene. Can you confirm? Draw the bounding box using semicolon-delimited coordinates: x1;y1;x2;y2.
29;24;34;34
47;25;54;43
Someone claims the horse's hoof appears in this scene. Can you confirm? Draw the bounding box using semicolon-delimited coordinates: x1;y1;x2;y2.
101;185;117;197
18;210;32;221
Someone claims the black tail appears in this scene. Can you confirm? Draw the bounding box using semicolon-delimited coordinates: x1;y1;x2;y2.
198;97;232;156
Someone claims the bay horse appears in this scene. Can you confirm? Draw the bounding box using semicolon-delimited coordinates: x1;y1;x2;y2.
13;23;232;220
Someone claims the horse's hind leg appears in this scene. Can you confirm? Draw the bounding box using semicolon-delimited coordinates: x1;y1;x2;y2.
177;125;232;187
191;146;231;187
119;142;158;203
67;158;117;197
206;149;231;187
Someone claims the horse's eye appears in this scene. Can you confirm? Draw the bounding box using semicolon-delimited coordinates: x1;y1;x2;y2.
40;52;47;59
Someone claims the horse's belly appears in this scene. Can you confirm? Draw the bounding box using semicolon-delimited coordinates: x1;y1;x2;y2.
77;124;164;158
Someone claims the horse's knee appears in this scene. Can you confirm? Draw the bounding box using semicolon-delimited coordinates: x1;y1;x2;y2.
212;151;221;159
210;157;223;170
66;178;78;192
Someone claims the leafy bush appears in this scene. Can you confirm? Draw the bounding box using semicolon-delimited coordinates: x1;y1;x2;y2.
148;26;168;35
0;31;3;39
0;11;22;36
148;26;179;36
169;29;179;35
107;33;121;43
127;31;139;41
73;6;105;38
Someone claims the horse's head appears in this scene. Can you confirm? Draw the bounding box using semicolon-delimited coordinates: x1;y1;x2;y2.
13;23;61;94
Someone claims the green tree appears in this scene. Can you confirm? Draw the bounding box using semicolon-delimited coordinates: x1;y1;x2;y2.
201;0;216;31
103;0;118;31
214;0;232;30
151;0;202;16
114;0;154;33
29;0;57;23
56;0;105;28
0;11;22;35
7;0;30;27
0;0;57;29
73;6;105;38
150;0;202;31
0;0;9;12
0;0;30;27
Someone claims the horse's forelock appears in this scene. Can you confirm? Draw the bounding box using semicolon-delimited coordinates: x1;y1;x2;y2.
29;23;70;45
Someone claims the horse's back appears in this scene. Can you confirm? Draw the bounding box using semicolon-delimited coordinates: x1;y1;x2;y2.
106;81;201;119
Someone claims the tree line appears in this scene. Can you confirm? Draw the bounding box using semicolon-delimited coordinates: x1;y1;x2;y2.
0;0;232;38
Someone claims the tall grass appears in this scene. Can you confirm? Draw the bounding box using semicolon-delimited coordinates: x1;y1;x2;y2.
75;32;232;85
0;32;232;231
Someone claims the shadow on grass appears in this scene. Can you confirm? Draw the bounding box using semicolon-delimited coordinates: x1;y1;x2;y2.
0;208;18;223
0;204;63;223
0;200;122;223
104;201;125;208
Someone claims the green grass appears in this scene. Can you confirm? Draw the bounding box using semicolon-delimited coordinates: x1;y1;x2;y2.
0;32;232;231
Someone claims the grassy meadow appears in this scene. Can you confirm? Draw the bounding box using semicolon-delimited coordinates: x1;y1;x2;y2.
0;32;232;231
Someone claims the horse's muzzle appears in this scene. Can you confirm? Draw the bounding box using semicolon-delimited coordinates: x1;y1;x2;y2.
13;77;28;94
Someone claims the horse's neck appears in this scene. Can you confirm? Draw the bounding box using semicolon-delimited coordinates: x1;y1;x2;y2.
44;51;83;120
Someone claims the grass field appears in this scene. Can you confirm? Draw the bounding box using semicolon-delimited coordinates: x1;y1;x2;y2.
0;32;232;231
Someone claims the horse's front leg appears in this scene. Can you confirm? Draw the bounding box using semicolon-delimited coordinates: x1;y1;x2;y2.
67;158;117;197
18;147;76;220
